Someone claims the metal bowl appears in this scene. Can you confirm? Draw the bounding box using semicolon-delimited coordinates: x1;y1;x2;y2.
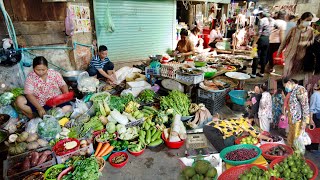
62;70;85;82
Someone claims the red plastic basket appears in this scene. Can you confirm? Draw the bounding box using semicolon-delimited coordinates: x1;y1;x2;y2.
46;91;74;107
235;135;260;145
218;164;268;180
52;138;80;156
161;132;185;149
270;157;319;180
273;51;285;65
260;143;293;160
109;152;129;168
306;128;320;143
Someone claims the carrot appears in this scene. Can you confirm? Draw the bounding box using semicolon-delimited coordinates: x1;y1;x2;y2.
96;143;110;157
94;142;103;156
99;146;114;157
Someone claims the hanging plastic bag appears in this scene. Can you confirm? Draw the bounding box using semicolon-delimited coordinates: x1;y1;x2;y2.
25;118;42;134
104;0;115;33
38;115;61;141
278;115;288;129
65;7;75;36
3;118;18;134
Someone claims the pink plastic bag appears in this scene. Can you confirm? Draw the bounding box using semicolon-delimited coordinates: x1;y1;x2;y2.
65;8;74;36
278;115;288;129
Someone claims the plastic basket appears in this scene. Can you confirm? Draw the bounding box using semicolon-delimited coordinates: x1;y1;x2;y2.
197;88;227;114
228;90;247;106
273;51;284;65
175;73;204;85
45;91;74;107
218;164;268;180
260;143;293;161
270;157;318;180
52;138;80;156
55;143;94;164
219;144;262;166
3;148;56;180
160;64;183;79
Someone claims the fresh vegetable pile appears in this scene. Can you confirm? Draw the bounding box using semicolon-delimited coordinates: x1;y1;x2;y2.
138;89;156;103
272;153;315;179
109;139;129;151
109;94;135;113
94;142;114;157
111;154;127;164
225;148;258;161
62;157;100;180
179;160;217;180
265;145;288;156
160;90;190;116
8;150;52;175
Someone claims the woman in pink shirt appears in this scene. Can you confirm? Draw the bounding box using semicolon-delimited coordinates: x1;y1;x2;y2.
15;56;69;118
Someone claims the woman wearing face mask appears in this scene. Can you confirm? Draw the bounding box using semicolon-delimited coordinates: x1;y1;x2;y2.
277;12;314;79
282;78;310;147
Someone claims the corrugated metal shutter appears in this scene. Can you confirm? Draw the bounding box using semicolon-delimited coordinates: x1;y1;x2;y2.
93;0;176;62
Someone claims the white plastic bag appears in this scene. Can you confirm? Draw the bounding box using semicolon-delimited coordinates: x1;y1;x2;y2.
25;118;42;134
70;99;88;119
294;131;311;154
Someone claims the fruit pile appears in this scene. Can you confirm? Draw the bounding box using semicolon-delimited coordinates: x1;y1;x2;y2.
240;136;259;145
226;148;258;161
179;160;217;180
272;153;314;179
238;166;269;180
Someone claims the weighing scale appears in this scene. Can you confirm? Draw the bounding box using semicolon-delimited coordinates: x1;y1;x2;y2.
185;129;218;157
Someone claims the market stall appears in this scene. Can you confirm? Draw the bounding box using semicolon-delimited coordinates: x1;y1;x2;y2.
0;53;318;180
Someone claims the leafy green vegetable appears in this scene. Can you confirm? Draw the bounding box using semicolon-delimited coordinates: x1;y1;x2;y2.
63;157;101;180
138;89;156;103
109;94;135;112
109;139;129;151
160;90;190;116
11;88;24;100
80;116;103;137
46;166;64;179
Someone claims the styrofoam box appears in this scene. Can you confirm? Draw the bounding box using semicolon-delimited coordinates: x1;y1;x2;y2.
126;81;151;91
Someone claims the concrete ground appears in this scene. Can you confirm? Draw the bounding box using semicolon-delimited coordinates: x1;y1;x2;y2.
101;64;320;179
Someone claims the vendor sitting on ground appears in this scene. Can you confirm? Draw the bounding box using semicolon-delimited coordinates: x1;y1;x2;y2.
15;56;69;119
86;45;117;84
203;115;272;152
173;28;195;60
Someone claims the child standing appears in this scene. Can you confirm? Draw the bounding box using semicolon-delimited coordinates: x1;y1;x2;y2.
258;84;273;132
272;89;285;129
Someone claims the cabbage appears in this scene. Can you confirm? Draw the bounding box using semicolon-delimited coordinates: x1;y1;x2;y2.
116;124;126;134
106;122;116;134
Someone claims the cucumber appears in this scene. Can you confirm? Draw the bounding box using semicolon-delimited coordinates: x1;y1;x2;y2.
151;128;157;136
148;139;163;146
139;136;145;144
157;131;162;139
136;113;144;119
142;109;153;115
133;110;140;118
142;121;146;129
145;123;150;130
146;130;151;144
143;106;158;113
151;131;161;142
